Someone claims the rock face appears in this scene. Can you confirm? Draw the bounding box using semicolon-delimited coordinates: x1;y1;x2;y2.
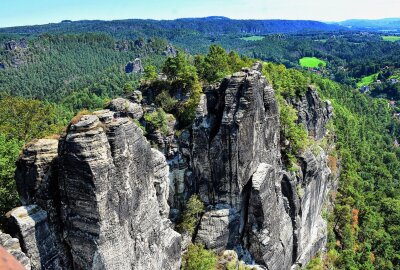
190;63;334;269
6;113;181;269
106;97;143;119
291;87;333;140
58;114;181;269
0;230;31;269
125;58;143;73
5;62;335;270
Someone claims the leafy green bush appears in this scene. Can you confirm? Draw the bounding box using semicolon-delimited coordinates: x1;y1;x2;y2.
155;90;178;113
276;95;309;168
179;194;205;235
144;108;171;136
182;244;217;270
263;63;309;98
143;65;158;82
0;134;23;216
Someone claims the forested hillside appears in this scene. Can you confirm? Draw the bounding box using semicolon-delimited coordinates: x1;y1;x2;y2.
0;17;399;269
263;63;400;269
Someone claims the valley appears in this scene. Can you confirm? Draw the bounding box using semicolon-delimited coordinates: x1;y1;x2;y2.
0;15;399;270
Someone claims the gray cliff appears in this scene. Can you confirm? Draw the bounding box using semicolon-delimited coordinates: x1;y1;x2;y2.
3;62;335;270
189;63;335;269
5;114;181;270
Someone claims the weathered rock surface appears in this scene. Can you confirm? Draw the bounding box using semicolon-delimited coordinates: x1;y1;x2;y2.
6;205;69;270
5;112;181;269
57;113;181;270
0;230;31;269
4;62;335;270
106;97;143;119
190;63;334;269
291;87;333;140
125;58;143;73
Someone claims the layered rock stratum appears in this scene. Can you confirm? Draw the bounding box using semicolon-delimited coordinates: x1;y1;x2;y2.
2;62;336;270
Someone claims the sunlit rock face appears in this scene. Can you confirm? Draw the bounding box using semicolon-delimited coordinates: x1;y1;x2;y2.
191;63;334;269
4;62;334;270
7;113;181;270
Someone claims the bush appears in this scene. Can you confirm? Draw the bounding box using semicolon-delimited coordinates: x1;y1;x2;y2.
277;95;309;166
182;244;217;270
179;194;205;235
143;65;158;82
155;90;178;112
144;108;171;136
0;134;23;216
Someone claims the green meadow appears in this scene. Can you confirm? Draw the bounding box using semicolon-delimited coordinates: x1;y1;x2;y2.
382;36;400;42
356;73;378;87
299;57;326;68
240;36;265;41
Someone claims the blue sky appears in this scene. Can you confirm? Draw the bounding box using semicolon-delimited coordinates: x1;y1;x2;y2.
2;0;400;27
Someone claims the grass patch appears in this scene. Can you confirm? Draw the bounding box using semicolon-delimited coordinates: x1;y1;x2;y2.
240;35;264;41
356;73;378;88
299;57;326;68
382;36;400;42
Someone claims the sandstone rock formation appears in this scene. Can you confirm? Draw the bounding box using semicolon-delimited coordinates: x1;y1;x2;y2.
3;62;335;270
190;63;334;269
125;58;143;73
0;230;31;270
5;113;181;269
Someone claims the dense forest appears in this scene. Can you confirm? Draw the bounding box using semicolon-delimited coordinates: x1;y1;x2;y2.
0;19;399;269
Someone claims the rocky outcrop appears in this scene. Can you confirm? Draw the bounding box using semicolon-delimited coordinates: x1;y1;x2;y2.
5;112;181;269
5;40;27;51
58;113;181;269
189;63;334;269
125;58;143;73
163;44;177;57
291;86;333;140
6;205;69;270
0;230;31;269
106;97;143;119
4;62;335;270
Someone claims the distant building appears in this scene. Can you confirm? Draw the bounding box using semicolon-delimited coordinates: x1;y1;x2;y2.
376;80;382;84
389;100;396;107
390;78;399;84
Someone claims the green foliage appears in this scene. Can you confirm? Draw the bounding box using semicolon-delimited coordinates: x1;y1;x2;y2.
196;45;254;83
263;63;309;98
62;88;107;112
0;134;23;216
0;96;71;141
240;36;265;41
277;96;309;153
382;36;400;42
182;244;217;270
179;195;205;235
263;62;400;269
0;96;70;215
144;108;171;136
311;74;400;269
143;65;158;82
159;51;203;127
299;57;326;68
305;254;324;270
155;90;178;112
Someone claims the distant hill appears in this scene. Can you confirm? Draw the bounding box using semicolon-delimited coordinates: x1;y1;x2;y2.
336;18;400;31
0;17;344;38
